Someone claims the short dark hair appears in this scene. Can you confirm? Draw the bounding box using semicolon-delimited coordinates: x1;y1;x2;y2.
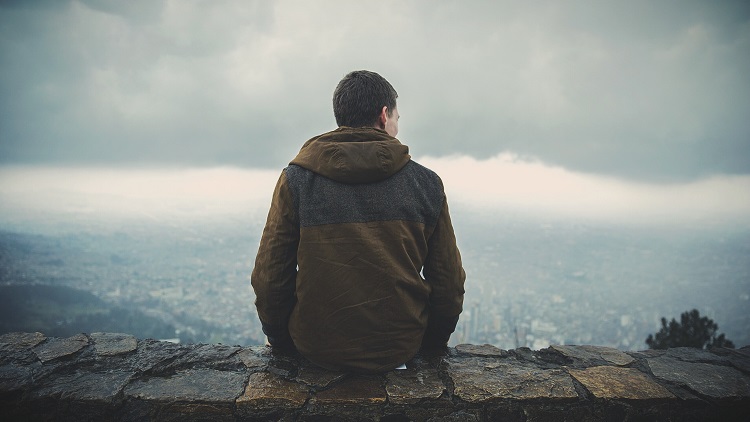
333;70;398;128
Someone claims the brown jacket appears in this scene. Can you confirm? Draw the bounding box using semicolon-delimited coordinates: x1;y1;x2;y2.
251;127;465;373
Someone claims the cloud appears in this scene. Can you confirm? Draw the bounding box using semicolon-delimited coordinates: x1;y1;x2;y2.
418;154;750;224
0;1;748;182
1;160;748;227
0;166;279;222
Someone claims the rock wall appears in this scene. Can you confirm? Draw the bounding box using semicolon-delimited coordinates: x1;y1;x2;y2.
1;332;749;421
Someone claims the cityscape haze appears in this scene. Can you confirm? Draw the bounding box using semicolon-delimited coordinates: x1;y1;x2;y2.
1;166;748;350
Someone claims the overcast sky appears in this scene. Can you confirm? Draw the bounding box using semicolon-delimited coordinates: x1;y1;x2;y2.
1;0;750;227
2;0;749;182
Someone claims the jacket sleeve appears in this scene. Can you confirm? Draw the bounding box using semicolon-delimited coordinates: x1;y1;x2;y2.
251;170;299;349
421;196;466;349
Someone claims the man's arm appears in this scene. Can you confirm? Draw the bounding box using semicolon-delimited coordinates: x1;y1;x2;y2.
422;197;466;350
251;170;299;349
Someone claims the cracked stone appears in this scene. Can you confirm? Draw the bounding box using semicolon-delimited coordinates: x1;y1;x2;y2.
33;334;89;363
569;366;674;400
90;332;137;357
31;369;134;402
446;357;578;403
0;332;46;351
125;368;247;403
665;347;726;365
124;339;191;374
455;344;507;358
648;357;750;399
0;333;45;365
385;367;445;405
724;349;750;375
550;345;634;366
296;365;346;389
237;346;270;370
237;371;309;409
0;362;35;392
164;343;242;372
313;375;386;405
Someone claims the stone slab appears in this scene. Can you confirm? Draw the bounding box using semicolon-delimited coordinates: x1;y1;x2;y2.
124;369;247;403
550;345;635;366
446;357;578;403
0;333;44;365
648;357;750;399
665;347;726;364
0;332;46;350
31;369;134;402
90;332;137;357
32;334;89;363
236;346;269;369
236;371;309;409
124;339;191;374
296;365;346;389
569;366;674;400
313;375;386;405
0;363;35;392
455;344;507;357
165;343;242;372
705;347;750;376
385;368;445;405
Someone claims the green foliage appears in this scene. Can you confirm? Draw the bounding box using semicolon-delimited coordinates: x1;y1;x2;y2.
646;309;735;350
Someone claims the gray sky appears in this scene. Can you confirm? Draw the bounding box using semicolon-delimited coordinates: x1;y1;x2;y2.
1;0;749;182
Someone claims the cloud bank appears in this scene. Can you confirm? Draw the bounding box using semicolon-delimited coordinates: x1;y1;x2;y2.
419;154;750;224
2;159;748;227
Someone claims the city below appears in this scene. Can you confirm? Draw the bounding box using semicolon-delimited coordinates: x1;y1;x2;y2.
1;208;748;350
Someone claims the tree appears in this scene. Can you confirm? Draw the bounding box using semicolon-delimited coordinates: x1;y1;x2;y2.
646;309;734;349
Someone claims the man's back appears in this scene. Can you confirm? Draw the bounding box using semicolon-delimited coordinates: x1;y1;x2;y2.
251;71;465;373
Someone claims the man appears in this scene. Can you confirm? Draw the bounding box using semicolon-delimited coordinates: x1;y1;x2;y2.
251;70;465;373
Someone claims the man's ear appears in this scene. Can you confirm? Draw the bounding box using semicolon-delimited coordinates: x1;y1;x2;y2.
378;106;388;129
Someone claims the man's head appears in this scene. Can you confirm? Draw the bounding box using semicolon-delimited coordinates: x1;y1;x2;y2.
333;70;399;137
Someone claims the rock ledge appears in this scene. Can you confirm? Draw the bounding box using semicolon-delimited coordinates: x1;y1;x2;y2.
1;332;749;421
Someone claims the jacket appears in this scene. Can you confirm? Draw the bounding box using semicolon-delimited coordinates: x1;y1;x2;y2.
251;126;465;373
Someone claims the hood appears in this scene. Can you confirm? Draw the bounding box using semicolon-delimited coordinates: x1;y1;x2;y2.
290;127;411;184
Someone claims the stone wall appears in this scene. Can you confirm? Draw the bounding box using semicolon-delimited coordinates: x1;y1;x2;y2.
1;332;749;421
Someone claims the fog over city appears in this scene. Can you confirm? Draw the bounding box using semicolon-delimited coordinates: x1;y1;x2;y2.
1;1;749;349
1;162;750;225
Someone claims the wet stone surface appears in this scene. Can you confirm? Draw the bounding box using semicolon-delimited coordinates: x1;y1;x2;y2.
447;356;578;403
90;332;138;357
295;364;346;389
31;369;134;402
236;346;270;370
124;339;192;374
0;362;36;392
0;332;46;351
125;368;247;402
2;332;750;421
698;346;750;376
32;334;89;363
665;347;728;365
647;356;750;399
454;343;507;358
163;343;243;372
236;371;309;410
385;367;445;404
569;366;674;400
313;375;386;405
550;344;635;367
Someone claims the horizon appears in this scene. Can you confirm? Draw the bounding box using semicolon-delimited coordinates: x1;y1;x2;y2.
1;159;749;229
1;0;749;352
